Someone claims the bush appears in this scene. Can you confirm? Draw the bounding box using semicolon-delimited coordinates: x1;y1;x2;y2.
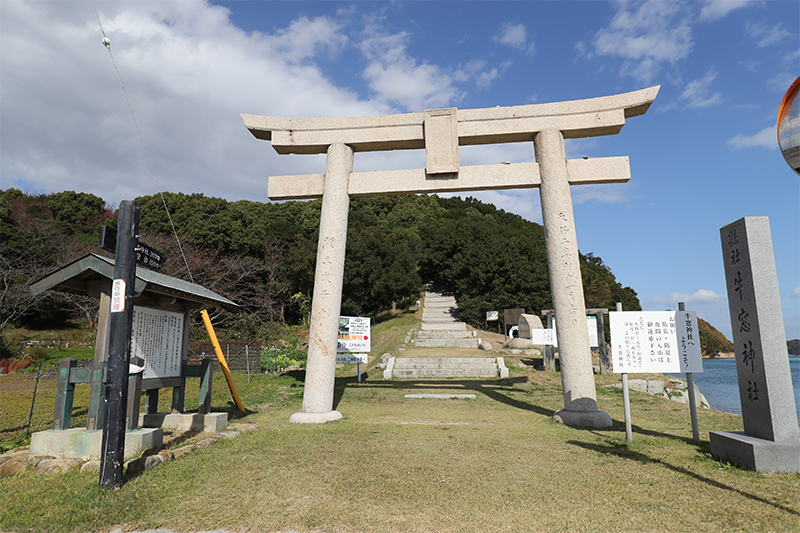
261;345;307;374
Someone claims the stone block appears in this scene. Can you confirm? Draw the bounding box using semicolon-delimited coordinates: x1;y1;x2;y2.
35;458;81;474
0;455;54;476
404;393;476;399
383;356;395;379
125;454;164;474
518;314;544;339
646;380;665;395
80;460;102;473
627;379;647;393
171;444;197;460
139;412;228;433
30;428;162;460
504;338;534;349
497;357;509;378
710;431;800;473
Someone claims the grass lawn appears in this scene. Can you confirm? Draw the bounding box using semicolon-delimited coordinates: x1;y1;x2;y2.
1;311;798;533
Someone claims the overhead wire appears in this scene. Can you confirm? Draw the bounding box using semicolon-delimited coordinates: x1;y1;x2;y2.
91;0;195;283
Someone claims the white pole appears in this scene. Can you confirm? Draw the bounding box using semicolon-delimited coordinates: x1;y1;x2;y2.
617;302;633;442
678;302;700;443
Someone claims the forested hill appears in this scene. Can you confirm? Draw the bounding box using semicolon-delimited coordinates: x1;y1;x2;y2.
2;188;640;337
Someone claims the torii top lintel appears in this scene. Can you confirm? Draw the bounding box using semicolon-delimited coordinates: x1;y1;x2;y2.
242;86;659;200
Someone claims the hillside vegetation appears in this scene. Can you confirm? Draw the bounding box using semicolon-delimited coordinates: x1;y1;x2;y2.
1;187;735;354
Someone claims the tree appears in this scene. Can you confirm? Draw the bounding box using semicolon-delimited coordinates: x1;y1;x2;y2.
698;318;734;356
48;191;108;235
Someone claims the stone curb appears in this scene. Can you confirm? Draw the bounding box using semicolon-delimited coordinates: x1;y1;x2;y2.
0;423;259;478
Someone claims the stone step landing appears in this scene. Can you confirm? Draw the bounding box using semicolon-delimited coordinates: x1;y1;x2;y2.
413;337;480;349
388;357;500;378
413;327;475;346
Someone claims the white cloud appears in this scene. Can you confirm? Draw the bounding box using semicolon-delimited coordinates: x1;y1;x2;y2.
494;22;535;55
358;24;462;111
791;287;800;299
727;126;777;149
0;1;389;206
592;0;693;83
264;16;348;63
768;72;798;93
647;289;726;307
454;59;501;90
679;69;723;109
746;21;793;48
699;0;756;22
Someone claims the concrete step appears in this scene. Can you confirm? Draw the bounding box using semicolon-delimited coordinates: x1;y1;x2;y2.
423;300;457;308
391;357;499;378
383;355;509;379
415;330;477;339
421;322;467;331
393;357;496;368
420;315;461;323
412;338;480;348
392;368;498;378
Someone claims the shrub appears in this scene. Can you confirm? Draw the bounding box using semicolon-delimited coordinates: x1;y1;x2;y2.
261;345;307;373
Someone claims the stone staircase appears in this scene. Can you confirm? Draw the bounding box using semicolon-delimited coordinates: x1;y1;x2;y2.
382;286;509;379
416;287;477;347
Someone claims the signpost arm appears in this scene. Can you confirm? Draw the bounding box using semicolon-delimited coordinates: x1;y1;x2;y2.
679;302;700;443
616;302;633;442
99;200;139;489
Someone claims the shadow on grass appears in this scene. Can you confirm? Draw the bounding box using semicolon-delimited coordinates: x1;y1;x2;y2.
332;374;715;445
568;439;800;517
587;422;709;448
332;376;556;418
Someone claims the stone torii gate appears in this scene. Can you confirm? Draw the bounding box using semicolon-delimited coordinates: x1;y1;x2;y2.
242;85;659;427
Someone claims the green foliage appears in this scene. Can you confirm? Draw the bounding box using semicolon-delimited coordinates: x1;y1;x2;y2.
787;339;800;355
3;189;641;336
698;318;734;355
261;345;307;373
47;191;107;235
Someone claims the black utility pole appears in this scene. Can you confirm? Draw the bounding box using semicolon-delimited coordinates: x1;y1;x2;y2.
99;200;139;489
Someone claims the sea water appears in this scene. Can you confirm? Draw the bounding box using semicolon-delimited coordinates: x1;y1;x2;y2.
668;356;800;416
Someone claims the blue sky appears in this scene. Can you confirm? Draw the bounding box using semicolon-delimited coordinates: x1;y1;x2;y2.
1;0;798;341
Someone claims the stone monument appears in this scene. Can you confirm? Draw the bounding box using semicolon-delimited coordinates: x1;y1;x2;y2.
242;86;659;426
713;216;800;472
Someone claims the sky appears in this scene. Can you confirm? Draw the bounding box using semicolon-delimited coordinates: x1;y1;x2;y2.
1;0;798;342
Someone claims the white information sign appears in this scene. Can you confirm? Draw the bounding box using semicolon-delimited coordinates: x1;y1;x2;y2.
337;316;370;353
486;310;499;321
549;316;599;348
130;306;185;380
336;353;369;365
531;328;557;345
610;311;703;374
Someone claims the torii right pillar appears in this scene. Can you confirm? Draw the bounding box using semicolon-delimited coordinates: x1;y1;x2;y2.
536;129;611;427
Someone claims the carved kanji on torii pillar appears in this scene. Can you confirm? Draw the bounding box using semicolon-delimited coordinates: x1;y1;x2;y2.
242;86;659;426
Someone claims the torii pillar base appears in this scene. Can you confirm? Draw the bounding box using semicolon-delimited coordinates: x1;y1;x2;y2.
289;411;344;424
554;409;613;429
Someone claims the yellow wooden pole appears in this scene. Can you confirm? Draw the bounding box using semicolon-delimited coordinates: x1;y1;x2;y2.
200;309;245;412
